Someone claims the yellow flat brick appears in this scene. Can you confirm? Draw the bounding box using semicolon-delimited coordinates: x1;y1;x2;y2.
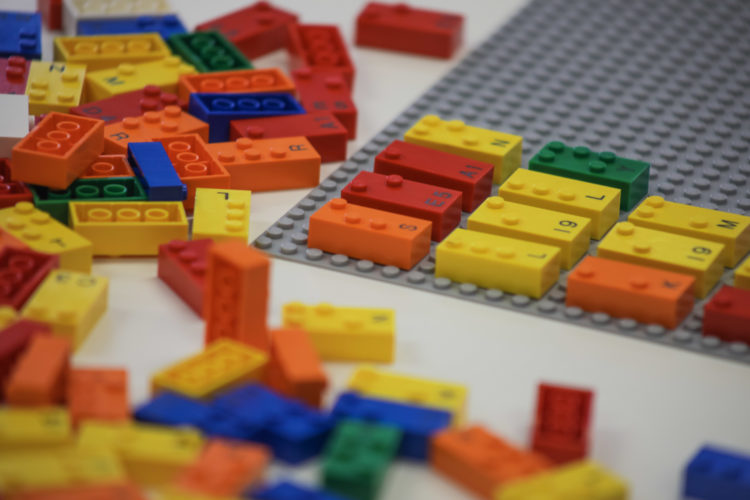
736;255;750;290
69;201;188;256
498;169;620;240
0;407;71;452
404;114;523;183
0;202;92;273
22;270;108;349
86;56;196;101
597;222;725;298
348;365;468;425
435;228;560;298
628;195;750;267
54;33;171;71
192;187;251;243
152;338;268;399
25;61;86;115
282;302;395;363
468;196;591;269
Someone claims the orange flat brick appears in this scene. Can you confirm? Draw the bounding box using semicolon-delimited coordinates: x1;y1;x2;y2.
5;335;70;406
267;328;328;407
566;256;695;329
430;425;551;499
79;154;134;179
177;67;295;103
68;368;129;426
8;483;147;500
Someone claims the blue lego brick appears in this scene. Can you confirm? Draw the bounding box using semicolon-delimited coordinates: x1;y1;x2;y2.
247;480;348;500
77;15;187;40
133;392;213;427
127;142;187;201
188;92;305;142
684;445;750;500
0;11;41;60
331;392;451;460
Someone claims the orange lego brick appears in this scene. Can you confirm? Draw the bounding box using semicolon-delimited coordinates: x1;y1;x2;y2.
205;240;270;352
177;67;295;103
5;335;70;406
0;226;28;252
68;368;129;426
8;483;147;500
103;106;209;155
11;112;105;190
267;328;328;407
566;256;695;329
79;154;134;179
205;137;321;191
308;198;432;270
430;425;551;499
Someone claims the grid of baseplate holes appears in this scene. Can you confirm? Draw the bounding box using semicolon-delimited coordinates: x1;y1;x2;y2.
255;0;750;365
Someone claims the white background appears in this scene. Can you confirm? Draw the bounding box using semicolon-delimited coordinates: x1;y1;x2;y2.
6;0;750;498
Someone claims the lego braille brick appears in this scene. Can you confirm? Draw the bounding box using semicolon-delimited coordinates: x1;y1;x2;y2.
158;239;212;316
250;481;347;500
0;55;31;94
5;335;70;406
0;318;50;397
169;31;253;73
684;445;750;500
178;67;294;103
38;0;63;30
53;33;170;70
127;141;186;201
68;368;128;426
25;61;86;115
288;25;355;89
736;255;750;290
531;383;593;464
61;0;175;35
104;105;209;154
0;247;58;310
79;154;134;178
192;187;250;242
703;285;750;344
0;406;71;451
86;56;195;101
292;68;357;139
9;483;148;500
267;327;327;408
71;86;182;125
0;94;30;158
0;12;41;60
77;14;186;40
405;115;523;184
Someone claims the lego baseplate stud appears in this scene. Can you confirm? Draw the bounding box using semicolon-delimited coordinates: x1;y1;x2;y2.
684;445;750;500
168;31;253;73
404;115;522;184
25;61;86;115
736;255;750;290
702;285;750;345
157;239;213;317
178;67;294;103
192;188;250;243
531;383;593;464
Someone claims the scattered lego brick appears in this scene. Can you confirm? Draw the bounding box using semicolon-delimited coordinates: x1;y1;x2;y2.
531;383;594;464
0;94;30;158
38;0;62;30
178;67;294;103
0;406;71;451
127;141;187;201
53;33;171;71
288;24;355;89
292;68;357;139
67;368;129;426
736;255;750;289
71;86;183;125
5;334;70;406
0;247;59;310
79;154;134;178
134;390;213;428
25;61;86;115
496;460;628;499
192;187;250;242
169;31;253;73
703;285;750;344
684;445;750;500
0;318;51;398
267;327;328;407
8;483;148;500
104;105;209;154
0;55;31;95
0;11;41;60
77;14;187;40
86;56;196;101
157;239;213;316
250;481;348;500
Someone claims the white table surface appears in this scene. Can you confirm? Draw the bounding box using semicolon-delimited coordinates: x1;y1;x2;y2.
8;0;750;498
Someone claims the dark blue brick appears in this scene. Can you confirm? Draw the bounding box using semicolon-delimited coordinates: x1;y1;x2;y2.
127;142;186;201
133;391;213;427
77;15;187;41
247;480;348;500
0;12;41;60
684;445;750;500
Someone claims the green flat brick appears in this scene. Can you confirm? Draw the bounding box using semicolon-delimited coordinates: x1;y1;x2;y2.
322;420;402;500
31;177;147;224
528;141;650;210
168;31;253;73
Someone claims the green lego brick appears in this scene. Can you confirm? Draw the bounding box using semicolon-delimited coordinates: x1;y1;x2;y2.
322;420;402;500
528;141;650;210
31;177;147;224
168;31;253;73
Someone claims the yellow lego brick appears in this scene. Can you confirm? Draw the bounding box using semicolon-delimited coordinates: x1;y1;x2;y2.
0;306;17;329
736;255;750;290
0;202;92;273
282;302;395;362
498;169;620;240
597;222;725;298
69;201;188;256
160;489;236;500
192;188;251;243
152;338;268;399
404;114;523;183
54;33;171;71
0;407;71;452
495;460;628;500
435;228;560;298
25;61;86;115
85;56;196;101
348;365;468;425
628;195;750;267
77;420;130;450
467;196;591;269
21;269;108;350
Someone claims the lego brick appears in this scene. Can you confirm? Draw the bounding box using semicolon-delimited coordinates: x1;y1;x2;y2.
249;481;347;500
25;61;86;115
0;318;50;397
68;368;128;426
79;154;134;178
267;327;327;408
11;112;105;191
308;197;432;270
0;12;41;60
69;200;188;256
5;334;70;406
192;187;250;242
204;241;270;351
189;92;305;143
205;137;321;191
134;391;213;428
282;302;395;363
355;2;463;58
8;483;147;500
567;256;695;329
628;195;750;267
86;56;196;101
405;115;523;184
0;55;31;95
684;445;750;500
0;202;93;272
736;255;750;290
157;239;213;316
127;141;186;201
347;365;468;426
529;141;650;211
71;85;182;124
196;1;298;60
178;67;294;103
431;425;551;499
0;158;32;209
531;383;594;464
38;0;63;30
0;226;28;252
597;222;725;298
497;168;620;240
0;406;71;451
104;105;209;154
703;285;750;344
292;68;357;139
169;31;253;73
288;25;355;89
467;196;592;269
53;33;171;71
77;14;186;40
0;247;59;310
0;94;30;158
61;0;175;35
322;419;401;500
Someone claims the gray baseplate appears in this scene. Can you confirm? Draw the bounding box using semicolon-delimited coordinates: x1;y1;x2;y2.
254;0;750;365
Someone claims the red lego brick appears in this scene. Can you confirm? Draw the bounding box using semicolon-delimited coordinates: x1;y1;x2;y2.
355;3;463;59
68;367;129;426
79;154;134;179
37;0;62;31
288;25;355;89
196;1;298;59
341;171;462;241
230;112;347;163
70;85;183;125
703;285;750;344
267;328;328;407
5;334;70;406
374;140;493;211
0;318;50;400
0;56;31;95
292;68;357;140
531;383;594;464
0;247;59;310
158;239;213;317
0;158;32;209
